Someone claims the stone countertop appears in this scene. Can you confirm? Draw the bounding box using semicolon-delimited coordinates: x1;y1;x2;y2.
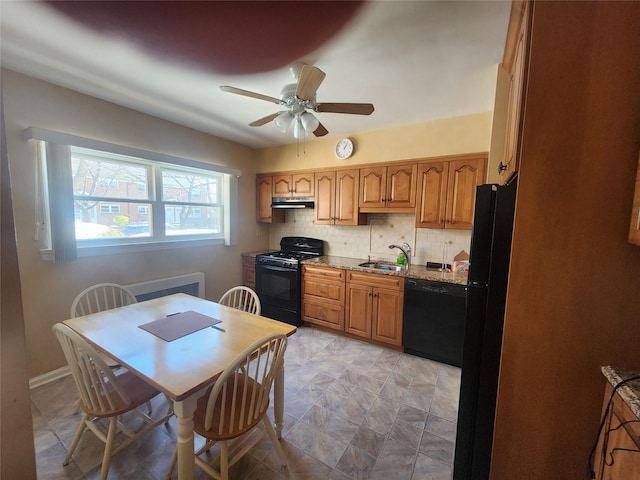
601;365;640;419
301;255;468;286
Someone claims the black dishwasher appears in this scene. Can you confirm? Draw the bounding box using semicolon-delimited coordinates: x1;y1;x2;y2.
403;278;467;367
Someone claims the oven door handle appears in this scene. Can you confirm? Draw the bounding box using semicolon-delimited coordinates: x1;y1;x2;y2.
257;265;294;273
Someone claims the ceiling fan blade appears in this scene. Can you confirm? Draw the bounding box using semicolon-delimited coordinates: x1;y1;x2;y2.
220;85;282;105
316;103;375;115
249;112;280;127
296;65;326;101
313;122;329;137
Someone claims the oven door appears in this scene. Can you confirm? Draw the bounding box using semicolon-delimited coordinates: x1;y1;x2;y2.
255;263;301;326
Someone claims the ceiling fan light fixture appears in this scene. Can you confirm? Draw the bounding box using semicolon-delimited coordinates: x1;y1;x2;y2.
293;115;305;139
300;112;319;133
274;111;294;133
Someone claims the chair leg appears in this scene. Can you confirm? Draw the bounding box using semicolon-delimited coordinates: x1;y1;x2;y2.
64;413;88;466
263;416;288;471
220;440;229;480
164;447;178;480
99;417;118;480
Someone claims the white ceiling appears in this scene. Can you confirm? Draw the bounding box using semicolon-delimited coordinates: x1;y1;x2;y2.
0;1;512;149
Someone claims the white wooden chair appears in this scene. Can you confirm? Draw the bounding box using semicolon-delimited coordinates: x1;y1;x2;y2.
218;285;261;315
53;323;172;480
70;282;138;318
165;333;288;480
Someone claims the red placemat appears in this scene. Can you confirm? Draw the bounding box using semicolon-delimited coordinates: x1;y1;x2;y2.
139;310;221;342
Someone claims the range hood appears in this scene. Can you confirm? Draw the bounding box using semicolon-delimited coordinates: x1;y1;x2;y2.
271;197;315;209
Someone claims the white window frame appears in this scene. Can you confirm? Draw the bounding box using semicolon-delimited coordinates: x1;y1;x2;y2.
25;127;240;260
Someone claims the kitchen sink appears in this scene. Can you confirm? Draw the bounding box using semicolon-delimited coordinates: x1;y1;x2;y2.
358;262;406;272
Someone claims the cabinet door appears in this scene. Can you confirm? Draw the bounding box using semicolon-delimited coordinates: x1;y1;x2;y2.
314;171;336;224
595;385;640;480
272;174;292;197
359;167;386;208
371;287;403;346
335;169;364;226
242;256;256;290
292;172;314;197
446;157;487;230
345;283;372;339
386;164;417;208
415;161;449;228
256;176;284;223
500;1;530;184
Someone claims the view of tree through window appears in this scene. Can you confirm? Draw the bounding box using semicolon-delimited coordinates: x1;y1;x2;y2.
70;146;223;242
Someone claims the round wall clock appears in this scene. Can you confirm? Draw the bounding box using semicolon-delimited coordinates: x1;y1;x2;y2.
335;138;354;159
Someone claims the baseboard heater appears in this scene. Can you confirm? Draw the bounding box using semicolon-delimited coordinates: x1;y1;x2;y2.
126;272;205;301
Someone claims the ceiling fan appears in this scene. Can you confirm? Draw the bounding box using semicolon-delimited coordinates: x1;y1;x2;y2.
220;63;374;139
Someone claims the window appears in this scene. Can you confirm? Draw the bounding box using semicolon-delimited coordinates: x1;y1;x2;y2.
27;127;240;260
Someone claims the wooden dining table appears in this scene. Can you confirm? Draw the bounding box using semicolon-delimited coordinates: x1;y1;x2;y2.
63;293;296;479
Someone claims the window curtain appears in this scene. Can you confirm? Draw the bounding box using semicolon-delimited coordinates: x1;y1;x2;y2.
45;143;77;262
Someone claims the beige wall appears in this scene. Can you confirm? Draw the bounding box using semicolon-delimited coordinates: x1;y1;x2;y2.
2;69;271;377
255;111;493;173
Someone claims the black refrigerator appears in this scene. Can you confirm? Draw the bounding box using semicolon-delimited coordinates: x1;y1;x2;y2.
453;177;517;480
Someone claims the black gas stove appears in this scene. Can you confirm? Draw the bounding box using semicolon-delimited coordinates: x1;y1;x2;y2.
255;237;324;326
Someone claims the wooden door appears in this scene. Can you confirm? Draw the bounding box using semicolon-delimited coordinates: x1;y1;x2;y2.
445;157;486;230
256;175;284;223
415;161;449;228
345;283;372;339
371;287;403;346
272;174;292;197
359;167;386;208
314;171;336;224
335;169;364;226
292;172;314;197
386;164;417;208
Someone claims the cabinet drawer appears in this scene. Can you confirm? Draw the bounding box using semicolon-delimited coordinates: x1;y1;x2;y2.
303;278;345;304
303;300;344;330
302;265;345;280
347;271;404;291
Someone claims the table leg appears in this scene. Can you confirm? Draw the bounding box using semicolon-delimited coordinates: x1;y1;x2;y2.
173;396;198;479
274;358;285;439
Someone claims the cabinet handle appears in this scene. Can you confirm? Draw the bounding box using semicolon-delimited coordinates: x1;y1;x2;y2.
319;289;327;294
498;161;507;174
368;292;373;297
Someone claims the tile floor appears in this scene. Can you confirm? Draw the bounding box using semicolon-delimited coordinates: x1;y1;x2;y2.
31;326;461;479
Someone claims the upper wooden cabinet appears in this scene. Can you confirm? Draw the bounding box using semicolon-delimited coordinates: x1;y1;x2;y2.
315;169;366;226
498;0;532;184
272;172;314;198
359;164;417;212
629;151;640;246
256;175;284;223
415;155;487;229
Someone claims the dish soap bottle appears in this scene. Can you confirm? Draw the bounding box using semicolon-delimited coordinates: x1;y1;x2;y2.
397;252;406;265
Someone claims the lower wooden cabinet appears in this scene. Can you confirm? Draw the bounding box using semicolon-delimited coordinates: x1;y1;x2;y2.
593;380;640;479
301;265;345;331
241;255;256;291
345;271;404;346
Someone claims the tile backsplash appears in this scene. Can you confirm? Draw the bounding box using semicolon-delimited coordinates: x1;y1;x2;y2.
268;210;471;266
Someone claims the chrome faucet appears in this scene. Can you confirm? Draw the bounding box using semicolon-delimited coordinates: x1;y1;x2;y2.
388;243;412;271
